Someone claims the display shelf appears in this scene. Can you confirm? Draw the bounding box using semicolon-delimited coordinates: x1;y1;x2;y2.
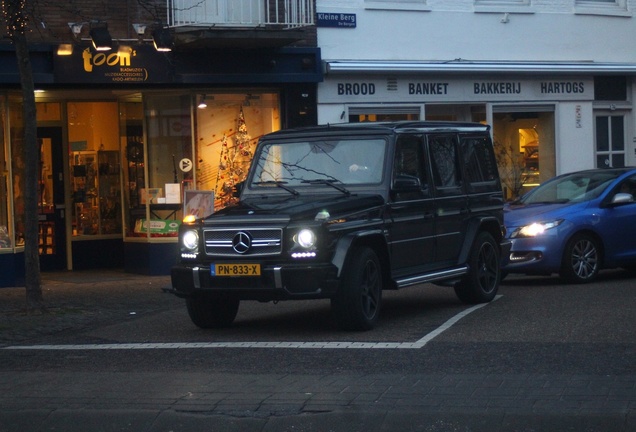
72;150;121;235
38;221;55;255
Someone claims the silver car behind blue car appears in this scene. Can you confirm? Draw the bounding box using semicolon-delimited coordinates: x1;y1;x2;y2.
503;168;636;283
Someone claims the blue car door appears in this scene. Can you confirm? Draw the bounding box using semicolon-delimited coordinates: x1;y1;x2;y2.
600;175;636;264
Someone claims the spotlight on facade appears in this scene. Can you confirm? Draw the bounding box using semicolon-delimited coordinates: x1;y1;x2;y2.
57;44;74;56
197;95;207;109
152;27;174;52
90;24;113;51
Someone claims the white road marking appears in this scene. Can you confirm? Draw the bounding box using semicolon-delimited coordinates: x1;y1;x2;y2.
3;296;501;351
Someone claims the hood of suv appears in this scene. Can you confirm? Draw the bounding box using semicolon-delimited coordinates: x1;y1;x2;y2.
209;193;385;222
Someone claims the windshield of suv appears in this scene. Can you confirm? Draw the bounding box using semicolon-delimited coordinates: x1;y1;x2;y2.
250;138;386;189
519;171;619;204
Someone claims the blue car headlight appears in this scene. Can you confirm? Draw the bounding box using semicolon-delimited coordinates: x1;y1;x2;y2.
512;219;564;238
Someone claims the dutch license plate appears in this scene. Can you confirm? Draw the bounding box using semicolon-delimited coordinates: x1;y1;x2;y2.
212;263;261;277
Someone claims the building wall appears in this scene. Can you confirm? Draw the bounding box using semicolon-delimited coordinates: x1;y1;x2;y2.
24;0;160;43
317;1;636;62
316;0;636;175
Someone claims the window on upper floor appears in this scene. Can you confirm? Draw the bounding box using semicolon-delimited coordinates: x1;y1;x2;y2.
475;0;530;4
575;0;630;16
364;0;430;11
473;0;532;13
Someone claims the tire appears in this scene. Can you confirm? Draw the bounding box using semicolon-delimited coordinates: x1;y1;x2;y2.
331;247;383;331
186;295;240;329
454;231;500;304
560;233;600;284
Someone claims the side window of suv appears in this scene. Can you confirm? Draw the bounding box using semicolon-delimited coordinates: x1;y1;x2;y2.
392;134;430;200
428;134;462;196
460;135;499;193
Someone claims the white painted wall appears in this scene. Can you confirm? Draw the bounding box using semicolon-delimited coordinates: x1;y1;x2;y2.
557;102;595;173
317;1;636;63
316;0;636;174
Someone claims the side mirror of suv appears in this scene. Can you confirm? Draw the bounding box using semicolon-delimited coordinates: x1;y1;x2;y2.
392;174;421;192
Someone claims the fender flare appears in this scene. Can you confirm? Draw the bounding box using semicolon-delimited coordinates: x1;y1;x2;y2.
331;229;386;277
456;216;502;265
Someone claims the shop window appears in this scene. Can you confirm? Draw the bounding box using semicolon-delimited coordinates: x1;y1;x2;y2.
425;104;486;123
492;109;556;200
0;96;10;250
129;94;193;238
9;96;25;248
595;114;625;168
67;102;122;237
348;106;421;123
195;92;280;210
36;102;61;122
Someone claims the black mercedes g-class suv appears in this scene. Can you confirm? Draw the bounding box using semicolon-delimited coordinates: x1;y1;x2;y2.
170;121;510;331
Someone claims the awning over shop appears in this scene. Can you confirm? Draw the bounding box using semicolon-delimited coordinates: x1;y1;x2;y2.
323;60;636;75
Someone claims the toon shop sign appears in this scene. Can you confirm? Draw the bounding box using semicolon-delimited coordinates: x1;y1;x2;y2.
53;45;173;84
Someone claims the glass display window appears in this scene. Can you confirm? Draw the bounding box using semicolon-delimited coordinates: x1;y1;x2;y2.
194;91;280;210
492;109;556;200
0;95;10;251
128;93;193;238
9;95;25;249
67;102;122;237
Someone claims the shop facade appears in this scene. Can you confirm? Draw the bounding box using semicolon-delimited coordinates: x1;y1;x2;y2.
317;65;636;200
0;44;321;286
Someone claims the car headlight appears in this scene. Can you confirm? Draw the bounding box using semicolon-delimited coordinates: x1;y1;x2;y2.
182;230;199;251
513;219;563;238
295;229;316;248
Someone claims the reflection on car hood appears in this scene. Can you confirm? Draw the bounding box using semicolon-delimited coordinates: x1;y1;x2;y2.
209;194;385;222
504;201;586;226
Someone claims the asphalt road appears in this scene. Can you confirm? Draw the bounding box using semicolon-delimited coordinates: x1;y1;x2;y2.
0;269;634;431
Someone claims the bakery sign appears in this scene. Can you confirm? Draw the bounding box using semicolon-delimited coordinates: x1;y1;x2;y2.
53;45;174;84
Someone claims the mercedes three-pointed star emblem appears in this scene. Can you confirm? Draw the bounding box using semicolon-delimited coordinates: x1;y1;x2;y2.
232;231;252;254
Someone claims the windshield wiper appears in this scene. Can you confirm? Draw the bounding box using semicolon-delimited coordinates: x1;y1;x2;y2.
301;179;350;196
252;181;299;196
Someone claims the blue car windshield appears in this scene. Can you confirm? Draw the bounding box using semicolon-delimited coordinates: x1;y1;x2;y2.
520;171;618;204
250;138;386;188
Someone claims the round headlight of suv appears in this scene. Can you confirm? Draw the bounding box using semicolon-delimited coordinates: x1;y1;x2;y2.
295;229;316;248
182;230;199;251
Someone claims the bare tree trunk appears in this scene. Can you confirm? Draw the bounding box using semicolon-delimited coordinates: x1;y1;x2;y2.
13;30;45;313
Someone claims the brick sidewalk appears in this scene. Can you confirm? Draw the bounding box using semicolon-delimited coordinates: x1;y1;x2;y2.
0;270;173;344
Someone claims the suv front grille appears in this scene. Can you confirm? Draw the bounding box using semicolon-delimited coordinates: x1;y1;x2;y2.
203;228;283;257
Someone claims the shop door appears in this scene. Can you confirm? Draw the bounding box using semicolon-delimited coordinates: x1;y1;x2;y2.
595;113;626;168
37;127;66;271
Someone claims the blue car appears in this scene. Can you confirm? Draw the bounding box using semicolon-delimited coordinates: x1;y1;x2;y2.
503;168;636;283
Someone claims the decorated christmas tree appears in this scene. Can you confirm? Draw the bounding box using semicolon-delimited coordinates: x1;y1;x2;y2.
215;107;253;209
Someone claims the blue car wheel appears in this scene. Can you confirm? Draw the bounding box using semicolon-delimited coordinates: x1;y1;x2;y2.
560;233;601;284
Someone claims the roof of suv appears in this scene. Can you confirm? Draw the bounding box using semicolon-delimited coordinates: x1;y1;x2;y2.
261;121;491;140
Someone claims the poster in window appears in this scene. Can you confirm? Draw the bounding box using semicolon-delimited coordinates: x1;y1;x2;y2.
184;190;214;218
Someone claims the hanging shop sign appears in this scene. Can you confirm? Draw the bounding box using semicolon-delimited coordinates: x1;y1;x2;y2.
320;76;594;103
53;45;174;84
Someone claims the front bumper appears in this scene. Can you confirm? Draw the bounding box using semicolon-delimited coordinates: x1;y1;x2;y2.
170;262;340;300
502;235;565;274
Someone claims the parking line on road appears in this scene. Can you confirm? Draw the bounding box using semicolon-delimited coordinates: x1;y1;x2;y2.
3;296;500;351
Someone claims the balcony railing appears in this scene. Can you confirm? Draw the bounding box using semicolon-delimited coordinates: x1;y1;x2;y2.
168;0;314;28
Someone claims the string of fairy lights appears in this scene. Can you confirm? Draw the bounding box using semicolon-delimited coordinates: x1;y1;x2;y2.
1;0;29;38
